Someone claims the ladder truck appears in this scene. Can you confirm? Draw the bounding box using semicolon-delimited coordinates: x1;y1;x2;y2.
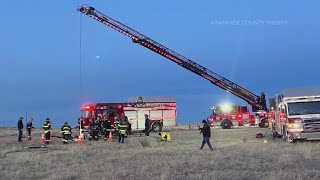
77;5;269;128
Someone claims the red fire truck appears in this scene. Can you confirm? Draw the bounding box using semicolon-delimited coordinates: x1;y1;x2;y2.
269;87;320;143
80;96;177;132
208;104;256;129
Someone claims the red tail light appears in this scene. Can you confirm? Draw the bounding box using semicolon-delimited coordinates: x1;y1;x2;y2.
288;118;303;123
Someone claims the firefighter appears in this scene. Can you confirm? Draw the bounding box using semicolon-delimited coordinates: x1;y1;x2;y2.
97;114;103;135
118;116;128;143
114;115;120;137
199;119;214;151
61;121;72;144
26;118;34;140
102;116;112;141
17;117;24;142
90;117;100;141
87;118;93;140
144;114;150;136
43;118;52;145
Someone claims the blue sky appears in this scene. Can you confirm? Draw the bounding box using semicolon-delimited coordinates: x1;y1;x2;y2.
1;0;319;127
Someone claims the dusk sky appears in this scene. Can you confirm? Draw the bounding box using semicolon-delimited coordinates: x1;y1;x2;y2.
1;1;319;127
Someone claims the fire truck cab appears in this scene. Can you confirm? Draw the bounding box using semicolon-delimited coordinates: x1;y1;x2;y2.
270;87;320;143
208;104;255;129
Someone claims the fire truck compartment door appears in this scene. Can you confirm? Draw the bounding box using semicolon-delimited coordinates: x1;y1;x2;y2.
163;110;177;126
125;111;138;130
138;110;149;129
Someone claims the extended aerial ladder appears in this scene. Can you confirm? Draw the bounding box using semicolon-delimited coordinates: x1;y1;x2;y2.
77;5;268;117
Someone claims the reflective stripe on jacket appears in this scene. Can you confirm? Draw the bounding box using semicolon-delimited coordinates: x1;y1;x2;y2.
119;119;127;135
61;125;72;135
43;122;51;133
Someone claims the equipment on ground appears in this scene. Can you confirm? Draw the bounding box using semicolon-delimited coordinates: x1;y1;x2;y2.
77;5;268;126
159;132;171;142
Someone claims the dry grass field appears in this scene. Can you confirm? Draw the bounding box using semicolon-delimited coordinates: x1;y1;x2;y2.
1;126;320;180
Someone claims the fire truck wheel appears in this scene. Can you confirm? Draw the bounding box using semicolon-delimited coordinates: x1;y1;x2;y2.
220;119;232;129
283;128;295;143
152;122;162;132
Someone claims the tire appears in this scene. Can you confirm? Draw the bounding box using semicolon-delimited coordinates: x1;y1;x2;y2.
152;122;162;132
220;119;232;129
285;129;295;143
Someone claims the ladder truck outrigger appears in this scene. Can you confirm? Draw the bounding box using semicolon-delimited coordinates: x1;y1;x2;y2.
77;5;269;128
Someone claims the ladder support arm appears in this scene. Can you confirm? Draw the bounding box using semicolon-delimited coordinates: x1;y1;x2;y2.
77;5;267;111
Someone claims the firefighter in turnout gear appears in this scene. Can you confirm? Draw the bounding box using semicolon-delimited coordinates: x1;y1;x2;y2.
61;121;72;144
118;116;128;143
114;115;120;137
89;118;100;141
102;116;112;141
43;118;52;145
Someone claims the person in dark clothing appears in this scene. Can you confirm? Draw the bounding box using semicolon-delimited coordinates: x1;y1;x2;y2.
89;118;100;141
102;116;112;141
26;118;34;140
199;119;213;151
17;117;24;142
144;114;150;136
43;118;52;145
126;116;132;135
96;115;103;135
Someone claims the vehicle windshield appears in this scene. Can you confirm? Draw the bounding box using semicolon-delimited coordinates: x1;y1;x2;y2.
81;110;91;119
287;101;320;116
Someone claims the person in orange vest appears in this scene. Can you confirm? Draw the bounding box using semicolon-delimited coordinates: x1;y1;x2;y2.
42;118;52;145
61;121;72;144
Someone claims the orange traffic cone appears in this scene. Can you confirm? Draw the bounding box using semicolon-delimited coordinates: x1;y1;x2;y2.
78;137;83;145
40;134;45;143
107;132;113;142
